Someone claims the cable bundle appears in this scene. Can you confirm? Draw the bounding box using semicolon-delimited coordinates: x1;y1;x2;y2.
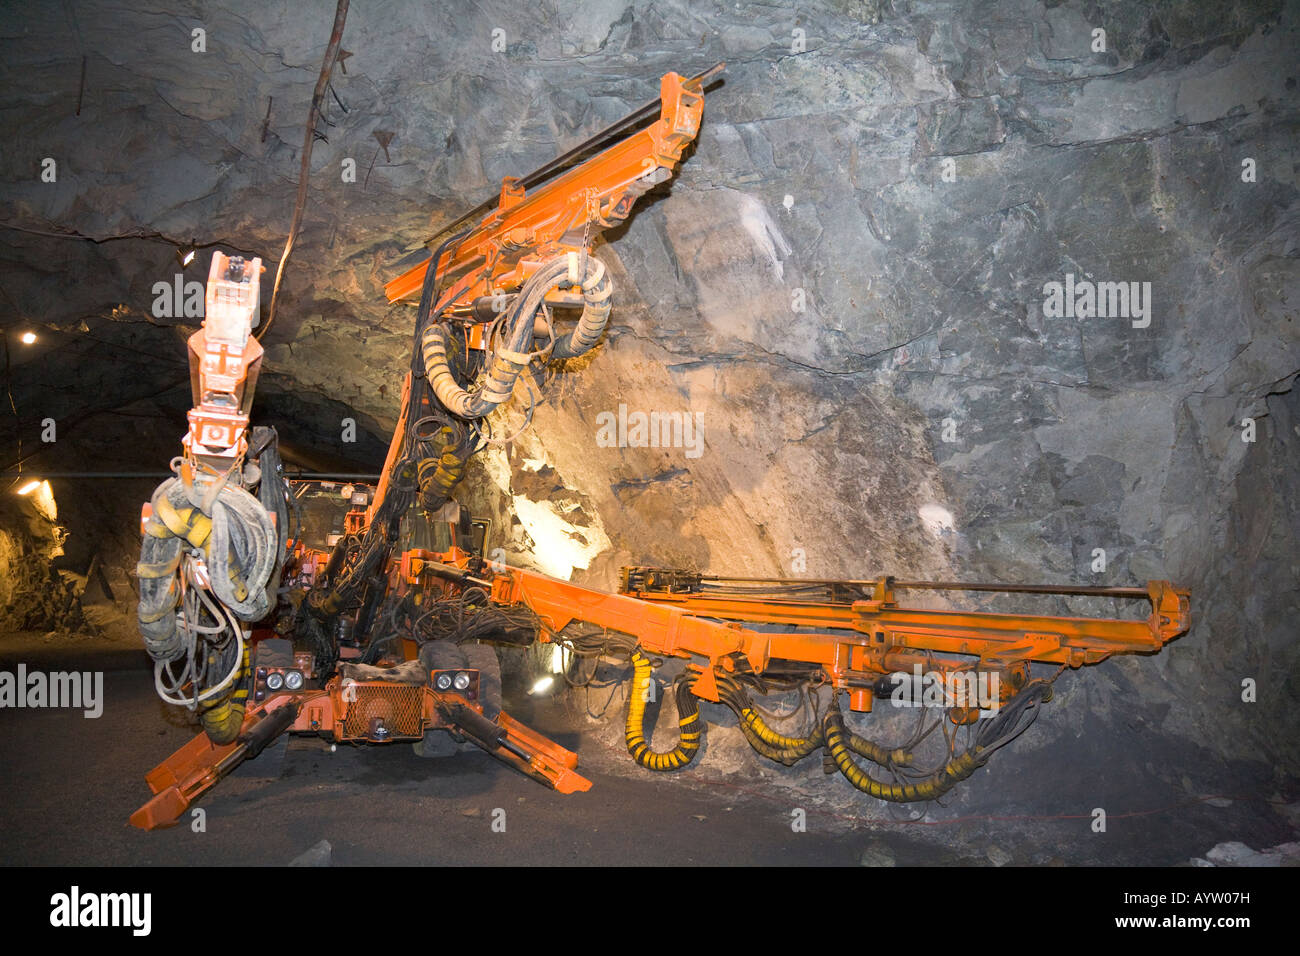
137;456;282;743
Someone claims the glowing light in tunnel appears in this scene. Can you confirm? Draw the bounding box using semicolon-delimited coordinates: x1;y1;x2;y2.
15;480;57;524
511;495;608;580
529;676;555;696
19;332;36;345
550;643;570;674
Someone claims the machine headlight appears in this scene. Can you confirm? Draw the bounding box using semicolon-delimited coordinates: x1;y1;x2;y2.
266;671;284;691
284;670;304;691
434;672;453;691
453;671;471;691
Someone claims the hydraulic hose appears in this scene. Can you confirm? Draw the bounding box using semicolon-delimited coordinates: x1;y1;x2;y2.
841;723;913;767
824;704;984;802
714;674;821;766
251;427;289;594
822;680;1053;801
737;697;911;767
138;471;277;746
422;254;612;419
136;529;187;664
714;675;911;768
416;425;468;511
625;651;702;771
137;476;278;661
734;700;824;766
551;255;611;359
422;322;525;420
198;641;250;745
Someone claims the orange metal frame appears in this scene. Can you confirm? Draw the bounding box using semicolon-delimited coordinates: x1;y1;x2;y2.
184;252;264;474
477;559;1189;710
384;70;709;311
131;669;590;829
367;70;714;527
134;65;1196;826
133;542;1189;828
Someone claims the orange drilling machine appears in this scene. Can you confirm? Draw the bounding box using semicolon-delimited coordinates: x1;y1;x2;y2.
133;65;1189;828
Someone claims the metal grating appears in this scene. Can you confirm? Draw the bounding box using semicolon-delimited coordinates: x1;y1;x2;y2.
342;682;423;740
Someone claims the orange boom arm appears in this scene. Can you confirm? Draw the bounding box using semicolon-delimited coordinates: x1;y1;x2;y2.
384;67;718;328
487;564;1189;710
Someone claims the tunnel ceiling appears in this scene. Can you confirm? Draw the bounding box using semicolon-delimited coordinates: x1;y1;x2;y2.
1;0;1298;803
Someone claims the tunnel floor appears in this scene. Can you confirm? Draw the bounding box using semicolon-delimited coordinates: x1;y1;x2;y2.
0;623;1291;867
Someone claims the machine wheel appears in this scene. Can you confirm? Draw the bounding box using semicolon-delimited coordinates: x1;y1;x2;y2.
419;640;467;672
463;643;502;719
231;728;290;779
414;641;467;758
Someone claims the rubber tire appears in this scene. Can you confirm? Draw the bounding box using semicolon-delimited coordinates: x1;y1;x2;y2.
231;730;290;780
463;643;502;719
414;641;467;758
419;640;467;672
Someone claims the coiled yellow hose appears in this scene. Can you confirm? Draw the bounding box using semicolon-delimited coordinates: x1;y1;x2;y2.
823;706;982;801
416;426;467;510
198;642;250;745
625;651;702;771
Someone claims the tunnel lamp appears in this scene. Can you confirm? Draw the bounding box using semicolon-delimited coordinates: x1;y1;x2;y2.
176;243;197;268
529;676;555;696
550;643;569;674
19;331;36;345
15;479;41;496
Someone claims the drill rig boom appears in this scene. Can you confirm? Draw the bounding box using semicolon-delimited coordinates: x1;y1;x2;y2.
383;64;720;313
134;64;1192;827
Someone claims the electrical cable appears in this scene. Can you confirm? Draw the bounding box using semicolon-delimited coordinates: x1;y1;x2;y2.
259;0;350;342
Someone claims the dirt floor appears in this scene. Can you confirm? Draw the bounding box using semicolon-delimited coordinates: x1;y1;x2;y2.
0;614;1294;866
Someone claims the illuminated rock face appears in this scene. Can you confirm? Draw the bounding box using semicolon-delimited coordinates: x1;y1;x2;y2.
1;1;1297;821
